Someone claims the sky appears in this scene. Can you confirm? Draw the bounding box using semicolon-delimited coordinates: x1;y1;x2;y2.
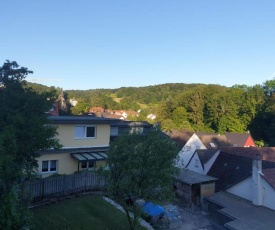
1;1;275;90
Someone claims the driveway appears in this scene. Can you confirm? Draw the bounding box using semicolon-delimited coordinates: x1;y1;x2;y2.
162;203;213;230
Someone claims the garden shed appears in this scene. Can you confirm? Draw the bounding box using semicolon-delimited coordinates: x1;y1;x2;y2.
173;169;217;208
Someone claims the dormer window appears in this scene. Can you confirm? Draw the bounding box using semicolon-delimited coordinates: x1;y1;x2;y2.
210;142;215;147
75;126;96;139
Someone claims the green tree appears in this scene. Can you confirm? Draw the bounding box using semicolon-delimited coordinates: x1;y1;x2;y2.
107;128;179;230
172;106;193;131
185;88;205;130
0;61;60;229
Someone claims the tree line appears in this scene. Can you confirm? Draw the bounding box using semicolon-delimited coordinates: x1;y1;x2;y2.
27;80;275;146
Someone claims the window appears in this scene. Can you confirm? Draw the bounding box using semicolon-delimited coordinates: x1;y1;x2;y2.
210;142;215;147
110;127;118;136
195;159;199;167
75;126;96;139
42;160;57;173
81;161;95;170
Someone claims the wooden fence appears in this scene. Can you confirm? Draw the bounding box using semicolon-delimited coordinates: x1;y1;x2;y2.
20;171;107;200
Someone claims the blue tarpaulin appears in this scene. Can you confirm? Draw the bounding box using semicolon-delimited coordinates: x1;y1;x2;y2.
143;202;164;216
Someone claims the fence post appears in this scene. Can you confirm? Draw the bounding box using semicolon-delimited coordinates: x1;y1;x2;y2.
41;177;44;199
85;171;87;191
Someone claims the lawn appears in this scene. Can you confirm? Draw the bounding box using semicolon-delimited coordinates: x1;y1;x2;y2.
31;195;147;230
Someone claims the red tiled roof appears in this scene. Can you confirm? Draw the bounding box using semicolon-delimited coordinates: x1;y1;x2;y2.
89;107;105;113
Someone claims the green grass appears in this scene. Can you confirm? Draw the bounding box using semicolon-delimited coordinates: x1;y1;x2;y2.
31;195;146;230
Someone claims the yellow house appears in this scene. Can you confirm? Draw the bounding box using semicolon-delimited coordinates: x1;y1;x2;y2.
37;116;117;177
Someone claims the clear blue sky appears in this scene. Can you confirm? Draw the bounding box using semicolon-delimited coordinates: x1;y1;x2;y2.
1;1;275;90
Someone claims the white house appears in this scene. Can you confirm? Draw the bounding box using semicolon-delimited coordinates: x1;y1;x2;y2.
186;149;220;174
227;158;275;211
168;131;229;168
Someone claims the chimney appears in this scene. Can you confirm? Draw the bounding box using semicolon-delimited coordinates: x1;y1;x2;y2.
48;100;59;116
252;153;263;206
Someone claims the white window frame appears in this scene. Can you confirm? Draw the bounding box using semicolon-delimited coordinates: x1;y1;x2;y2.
195;159;199;168
41;160;58;173
75;126;96;139
210;142;215;147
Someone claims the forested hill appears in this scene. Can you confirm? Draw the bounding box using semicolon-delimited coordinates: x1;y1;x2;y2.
26;81;275;146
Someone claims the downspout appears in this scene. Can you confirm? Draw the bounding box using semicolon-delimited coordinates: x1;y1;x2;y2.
252;153;263;206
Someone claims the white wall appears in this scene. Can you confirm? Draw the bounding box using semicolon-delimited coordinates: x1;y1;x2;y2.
227;177;253;201
227;176;275;211
262;178;275;210
176;134;206;168
186;153;204;173
187;150;220;175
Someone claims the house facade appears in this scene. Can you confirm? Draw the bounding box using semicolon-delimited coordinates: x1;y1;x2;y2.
168;130;230;168
207;148;275;210
37;116;153;177
186;149;220;174
37;116;117;177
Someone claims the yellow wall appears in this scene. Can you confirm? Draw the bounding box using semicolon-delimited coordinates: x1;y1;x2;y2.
56;124;110;147
37;153;78;177
36;123;110;177
37;153;107;178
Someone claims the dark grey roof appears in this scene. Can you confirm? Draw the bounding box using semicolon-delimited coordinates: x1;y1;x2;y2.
165;130;194;148
207;151;275;192
48;116;119;124
225;132;255;147
207;152;253;191
197;134;232;148
174;169;217;185
197;149;218;164
110;120;152;127
38;146;109;154
185;149;218;169
220;146;275;163
205;191;275;230
262;168;275;189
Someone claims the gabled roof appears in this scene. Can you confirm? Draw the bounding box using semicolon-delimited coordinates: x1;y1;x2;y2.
196;149;218;164
207;149;275;191
165;130;193;148
185;149;218;169
207;152;253;191
225;132;255;147
196;134;231;148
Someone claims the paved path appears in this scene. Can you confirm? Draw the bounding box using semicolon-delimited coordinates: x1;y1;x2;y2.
165;204;214;230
